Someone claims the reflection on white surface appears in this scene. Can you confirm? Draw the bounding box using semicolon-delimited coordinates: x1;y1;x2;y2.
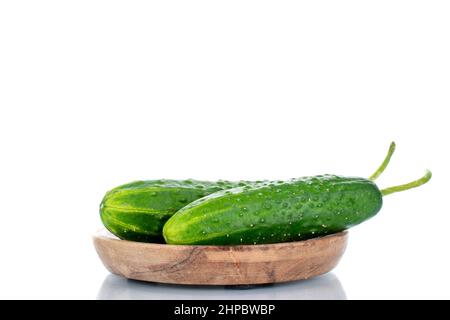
97;273;346;300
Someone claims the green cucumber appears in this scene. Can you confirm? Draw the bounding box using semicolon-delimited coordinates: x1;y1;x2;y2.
163;143;432;245
100;179;258;242
163;175;383;244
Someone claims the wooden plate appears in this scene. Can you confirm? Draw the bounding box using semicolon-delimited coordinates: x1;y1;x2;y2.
93;229;348;285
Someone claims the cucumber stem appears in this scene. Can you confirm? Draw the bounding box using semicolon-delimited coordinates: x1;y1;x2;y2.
369;142;396;181
381;170;432;196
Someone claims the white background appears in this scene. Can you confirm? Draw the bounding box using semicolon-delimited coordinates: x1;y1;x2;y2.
1;1;449;299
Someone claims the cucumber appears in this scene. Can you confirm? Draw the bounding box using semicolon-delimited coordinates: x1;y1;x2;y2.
100;179;258;242
163;143;432;245
163;175;383;244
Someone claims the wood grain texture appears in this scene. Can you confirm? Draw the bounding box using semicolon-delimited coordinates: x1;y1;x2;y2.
93;229;348;285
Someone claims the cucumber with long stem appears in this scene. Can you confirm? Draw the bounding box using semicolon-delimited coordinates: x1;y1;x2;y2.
163;143;431;245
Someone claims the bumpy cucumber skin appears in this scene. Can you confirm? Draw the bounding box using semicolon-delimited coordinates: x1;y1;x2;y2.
163;175;383;245
100;179;255;243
